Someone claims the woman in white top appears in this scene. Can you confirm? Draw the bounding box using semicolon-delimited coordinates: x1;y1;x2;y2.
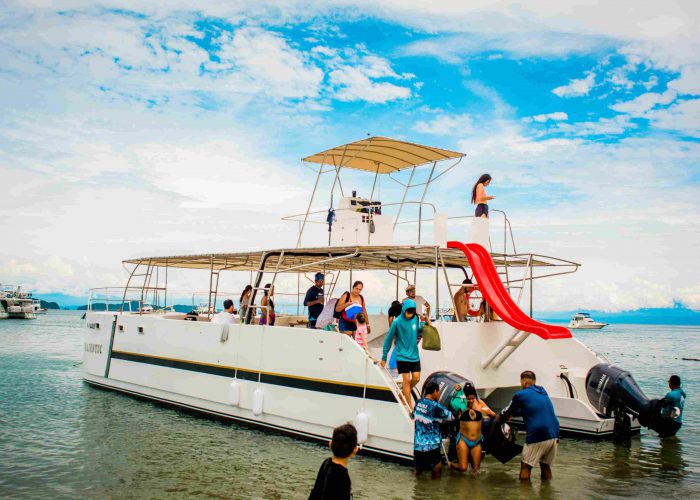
471;173;494;218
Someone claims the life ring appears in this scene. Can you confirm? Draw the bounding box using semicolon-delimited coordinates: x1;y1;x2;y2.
465;291;482;317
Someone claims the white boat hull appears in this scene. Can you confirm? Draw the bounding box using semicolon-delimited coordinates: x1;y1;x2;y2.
83;313;631;461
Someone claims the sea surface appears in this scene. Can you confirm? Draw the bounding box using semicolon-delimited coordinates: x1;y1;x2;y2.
0;312;698;499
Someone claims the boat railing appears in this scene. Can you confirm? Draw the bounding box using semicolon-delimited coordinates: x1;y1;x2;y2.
87;287;239;314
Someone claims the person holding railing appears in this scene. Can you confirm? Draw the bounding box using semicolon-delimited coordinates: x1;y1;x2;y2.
239;285;252;320
403;284;430;319
471;173;494;218
380;299;432;412
259;284;276;326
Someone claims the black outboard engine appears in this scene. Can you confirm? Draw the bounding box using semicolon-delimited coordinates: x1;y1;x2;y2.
422;371;475;407
586;363;680;437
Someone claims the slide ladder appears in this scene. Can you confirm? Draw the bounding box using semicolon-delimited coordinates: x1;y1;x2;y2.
447;241;571;368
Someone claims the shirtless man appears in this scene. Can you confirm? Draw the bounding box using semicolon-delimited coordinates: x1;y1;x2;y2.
453;278;478;321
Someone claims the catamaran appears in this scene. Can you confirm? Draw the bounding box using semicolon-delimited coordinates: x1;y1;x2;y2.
82;137;678;462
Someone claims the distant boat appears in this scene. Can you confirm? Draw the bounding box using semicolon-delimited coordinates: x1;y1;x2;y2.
0;284;37;319
569;312;607;330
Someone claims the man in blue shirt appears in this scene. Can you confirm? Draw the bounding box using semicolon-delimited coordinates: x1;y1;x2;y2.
499;370;559;481
304;273;325;329
663;374;686;432
413;381;453;478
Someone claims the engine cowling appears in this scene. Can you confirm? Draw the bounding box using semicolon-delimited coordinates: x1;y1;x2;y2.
585;363;680;437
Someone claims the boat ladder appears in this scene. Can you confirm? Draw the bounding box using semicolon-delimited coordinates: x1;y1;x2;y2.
481;328;530;369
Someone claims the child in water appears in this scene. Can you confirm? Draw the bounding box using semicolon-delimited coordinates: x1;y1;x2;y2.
354;312;370;354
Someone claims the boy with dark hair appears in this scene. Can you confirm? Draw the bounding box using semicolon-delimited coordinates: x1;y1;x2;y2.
309;424;358;500
663;375;686;433
413;381;453;478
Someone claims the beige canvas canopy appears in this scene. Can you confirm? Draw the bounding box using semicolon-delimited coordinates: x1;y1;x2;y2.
123;245;571;273
302;136;464;174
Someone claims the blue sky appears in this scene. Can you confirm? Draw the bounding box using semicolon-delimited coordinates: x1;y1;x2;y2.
1;1;699;312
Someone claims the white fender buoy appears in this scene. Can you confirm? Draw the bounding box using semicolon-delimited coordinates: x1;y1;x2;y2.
252;388;264;416
354;411;369;444
228;379;240;406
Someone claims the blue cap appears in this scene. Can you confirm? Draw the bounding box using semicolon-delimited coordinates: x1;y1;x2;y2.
314;272;324;281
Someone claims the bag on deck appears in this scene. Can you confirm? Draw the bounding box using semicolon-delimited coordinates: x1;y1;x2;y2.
421;324;441;351
316;298;338;330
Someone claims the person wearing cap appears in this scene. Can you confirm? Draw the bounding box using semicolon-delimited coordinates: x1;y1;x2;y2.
402;285;430;319
304;273;325;329
211;299;237;324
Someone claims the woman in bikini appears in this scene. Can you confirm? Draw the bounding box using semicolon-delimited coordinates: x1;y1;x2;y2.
450;386;496;474
471;173;494;218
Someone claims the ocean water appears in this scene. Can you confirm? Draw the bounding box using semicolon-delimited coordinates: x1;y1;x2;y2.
0;312;698;499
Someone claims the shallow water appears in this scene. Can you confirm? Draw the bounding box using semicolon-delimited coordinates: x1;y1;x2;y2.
0;313;698;499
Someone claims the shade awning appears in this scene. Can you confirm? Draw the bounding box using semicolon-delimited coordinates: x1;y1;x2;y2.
123;245;574;273
302;136;464;173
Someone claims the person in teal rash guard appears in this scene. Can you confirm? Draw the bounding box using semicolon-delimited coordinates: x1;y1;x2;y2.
380;299;432;412
663;374;686;434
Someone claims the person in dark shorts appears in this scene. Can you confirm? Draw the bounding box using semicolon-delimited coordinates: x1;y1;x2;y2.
309;423;358;500
471;173;493;218
380;299;432;411
413;381;454;478
304;273;325;328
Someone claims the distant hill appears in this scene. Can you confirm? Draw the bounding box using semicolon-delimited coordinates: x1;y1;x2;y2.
39;299;60;310
76;303;200;313
537;303;700;326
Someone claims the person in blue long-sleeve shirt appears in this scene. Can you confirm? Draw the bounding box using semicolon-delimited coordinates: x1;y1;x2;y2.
499;370;560;481
380;299;431;411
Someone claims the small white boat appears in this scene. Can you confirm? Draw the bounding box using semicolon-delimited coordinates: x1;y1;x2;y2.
569;312;607;329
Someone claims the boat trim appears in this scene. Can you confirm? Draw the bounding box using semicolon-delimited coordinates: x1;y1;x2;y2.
110;350;397;403
84;378;413;463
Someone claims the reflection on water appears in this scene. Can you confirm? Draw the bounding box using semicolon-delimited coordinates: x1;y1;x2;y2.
0;315;698;499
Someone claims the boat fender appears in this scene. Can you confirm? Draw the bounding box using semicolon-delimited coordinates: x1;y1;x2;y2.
252;388;264;416
220;325;229;343
228;380;241;406
354;411;369;444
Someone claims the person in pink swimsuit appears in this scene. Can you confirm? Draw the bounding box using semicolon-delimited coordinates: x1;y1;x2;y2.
354;312;370;354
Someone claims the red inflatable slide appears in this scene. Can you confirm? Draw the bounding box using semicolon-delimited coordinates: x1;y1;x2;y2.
447;241;572;340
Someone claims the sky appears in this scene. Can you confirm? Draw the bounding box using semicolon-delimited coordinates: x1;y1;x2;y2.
1;1;699;312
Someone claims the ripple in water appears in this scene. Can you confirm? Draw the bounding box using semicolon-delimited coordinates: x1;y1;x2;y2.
0;314;697;499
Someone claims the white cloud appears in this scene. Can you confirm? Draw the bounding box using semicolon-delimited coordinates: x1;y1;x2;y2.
327;53;413;103
668;65;700;95
526;112;568;123
644;98;700;137
552;72;597;98
610;89;677;116
413;113;474;135
553;115;635;136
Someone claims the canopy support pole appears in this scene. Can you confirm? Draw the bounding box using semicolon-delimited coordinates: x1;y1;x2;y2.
393;166;416;232
296;157;325;249
418;162;436;244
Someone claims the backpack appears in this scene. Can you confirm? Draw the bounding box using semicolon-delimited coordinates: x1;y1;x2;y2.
421;324;441;351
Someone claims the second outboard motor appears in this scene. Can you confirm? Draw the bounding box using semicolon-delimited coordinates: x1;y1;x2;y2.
422;371;475;408
586;363;680;437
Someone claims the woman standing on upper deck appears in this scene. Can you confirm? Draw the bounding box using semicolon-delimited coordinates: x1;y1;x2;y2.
471;174;494;218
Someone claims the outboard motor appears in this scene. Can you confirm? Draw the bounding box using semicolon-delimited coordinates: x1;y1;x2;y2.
586;363;680;437
422;371;475;407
